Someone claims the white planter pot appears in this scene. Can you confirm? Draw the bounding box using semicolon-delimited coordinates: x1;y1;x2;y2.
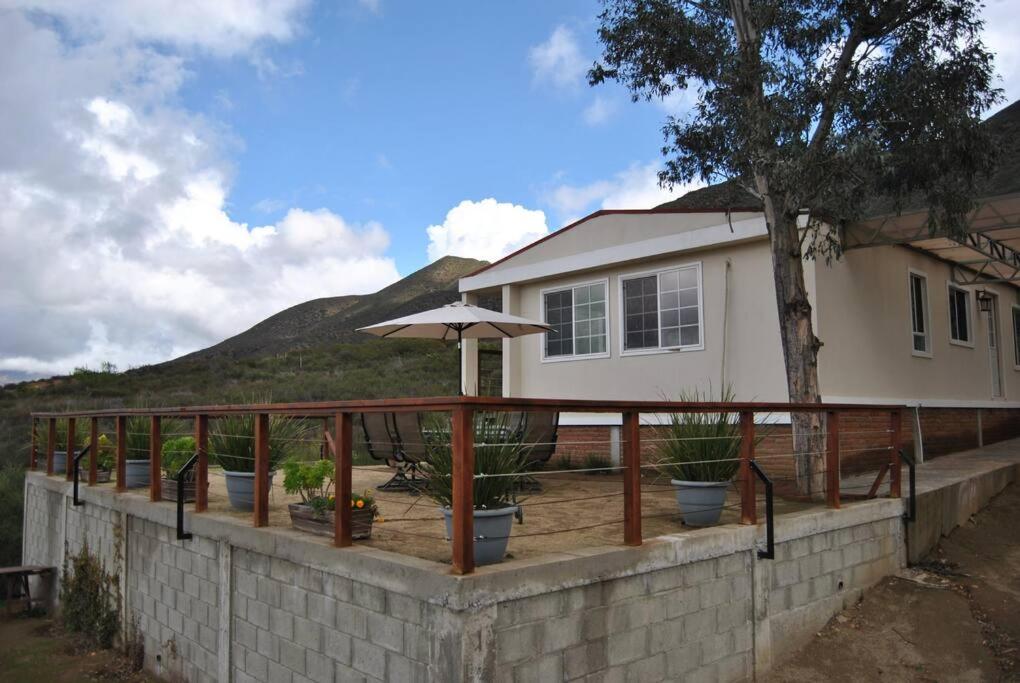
442;506;518;566
124;459;150;488
671;480;730;526
51;450;70;474
224;471;276;511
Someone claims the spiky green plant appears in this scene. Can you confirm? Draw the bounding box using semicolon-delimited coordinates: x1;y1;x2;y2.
419;412;527;509
656;386;749;482
210;414;313;473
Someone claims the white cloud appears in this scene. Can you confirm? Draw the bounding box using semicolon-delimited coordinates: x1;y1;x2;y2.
426;199;549;263
583;95;617;125
528;25;586;91
0;4;401;378
982;0;1020;110
545;161;704;223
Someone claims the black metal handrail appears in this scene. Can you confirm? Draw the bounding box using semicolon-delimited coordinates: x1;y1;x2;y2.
899;449;917;522
72;445;91;507
176;452;199;541
749;459;774;560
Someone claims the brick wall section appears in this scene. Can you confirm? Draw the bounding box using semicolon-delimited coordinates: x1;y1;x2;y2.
128;519;221;683
230;548;430;683
492;554;754;682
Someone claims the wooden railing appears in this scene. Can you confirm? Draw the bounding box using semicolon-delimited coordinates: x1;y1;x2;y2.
30;397;905;575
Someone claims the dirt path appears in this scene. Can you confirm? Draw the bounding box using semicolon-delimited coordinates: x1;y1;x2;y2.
769;483;1020;682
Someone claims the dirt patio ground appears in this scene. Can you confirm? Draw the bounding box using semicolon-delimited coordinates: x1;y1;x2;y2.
768;482;1020;682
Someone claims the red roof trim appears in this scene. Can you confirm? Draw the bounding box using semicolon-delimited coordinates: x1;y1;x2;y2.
463;206;763;278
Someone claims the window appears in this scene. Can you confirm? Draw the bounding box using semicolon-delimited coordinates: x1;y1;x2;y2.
909;271;930;356
1012;305;1020;368
622;264;702;352
542;281;608;359
948;285;972;345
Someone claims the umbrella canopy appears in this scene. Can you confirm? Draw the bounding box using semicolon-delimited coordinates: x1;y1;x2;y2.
357;302;551;394
357;302;551;340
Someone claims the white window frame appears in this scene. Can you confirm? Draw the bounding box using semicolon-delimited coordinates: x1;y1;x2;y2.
539;277;611;363
908;268;932;358
1012;304;1020;370
946;282;975;348
618;261;704;356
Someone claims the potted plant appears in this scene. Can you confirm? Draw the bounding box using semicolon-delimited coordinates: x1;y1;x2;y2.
161;436;201;503
123;416;152;488
282;459;378;539
420;412;526;566
211;414;311;511
95;434;114;483
656;387;745;526
50;420;87;475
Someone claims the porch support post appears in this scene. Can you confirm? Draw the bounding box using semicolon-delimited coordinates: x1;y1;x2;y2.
149;416;162;502
451;406;475;574
253;413;270;527
46;418;56;476
889;409;903;498
739;411;756;524
115;416;126;491
460;292;479;396
622;411;642;546
65;417;75;481
825;410;840;509
195;415;209;513
30;419;37;470
88;417;99;486
335;412;353;548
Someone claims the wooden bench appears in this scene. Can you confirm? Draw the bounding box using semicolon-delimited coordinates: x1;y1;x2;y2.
0;565;54;613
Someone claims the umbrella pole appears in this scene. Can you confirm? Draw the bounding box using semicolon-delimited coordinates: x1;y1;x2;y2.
457;327;463;396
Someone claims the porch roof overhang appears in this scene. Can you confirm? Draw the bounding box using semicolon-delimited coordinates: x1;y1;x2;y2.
843;191;1020;287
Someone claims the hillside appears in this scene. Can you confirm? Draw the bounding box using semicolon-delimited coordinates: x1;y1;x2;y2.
172;255;486;362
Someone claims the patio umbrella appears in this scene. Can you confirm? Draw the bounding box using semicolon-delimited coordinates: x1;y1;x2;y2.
357;302;551;394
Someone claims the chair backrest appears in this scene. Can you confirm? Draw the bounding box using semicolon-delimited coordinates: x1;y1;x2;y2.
390;411;427;463
359;412;427;465
518;411;559;466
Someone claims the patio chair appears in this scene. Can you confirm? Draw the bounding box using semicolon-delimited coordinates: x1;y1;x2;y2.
511;411;559;492
360;412;429;492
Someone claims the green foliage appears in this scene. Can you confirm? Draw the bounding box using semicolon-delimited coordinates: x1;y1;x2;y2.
419;412;527;509
655;387;745;483
59;541;120;649
282;459;334;504
210;414;312;473
582;453;612;474
0;466;24;566
161;436;196;479
124;416;151;460
591;0;1000;248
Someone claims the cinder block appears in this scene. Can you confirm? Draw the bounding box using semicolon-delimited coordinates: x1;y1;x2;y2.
403;623;429;662
496;623;540;665
267;661;293;683
799;554;822;581
820;548;843;574
715;601;749;633
270;608;295;640
663;587;700;619
270;557;298;584
336;603;369;639
256;628;279;662
564;642;607;679
842;542;864;566
281;585;307;618
352;582;385;612
647;619;683;655
773;560;799;588
624;652;666;682
542;613;583;652
386;593;423;625
665;642;700;678
306;650;333;681
715;652;751;683
294;616;323;651
309;596;337;627
367;612;403;653
512;653;562;682
280;639;306;675
325;629;353;666
352;638;387;679
245;649;269;682
683;608;717;640
257;576;281;608
699;578;732;609
605;575;648;603
682;561;716;587
606;627;647;666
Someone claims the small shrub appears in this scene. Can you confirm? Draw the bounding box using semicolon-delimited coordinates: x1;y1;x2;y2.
60;541;120;649
582;453;612;474
655;386;748;482
161;436;196;479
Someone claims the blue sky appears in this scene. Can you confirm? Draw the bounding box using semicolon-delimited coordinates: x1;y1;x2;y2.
2;0;1017;379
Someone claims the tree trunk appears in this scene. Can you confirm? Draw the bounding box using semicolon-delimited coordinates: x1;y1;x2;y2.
759;189;826;498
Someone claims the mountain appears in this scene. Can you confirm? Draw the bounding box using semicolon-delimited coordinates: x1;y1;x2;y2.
171;255;487;363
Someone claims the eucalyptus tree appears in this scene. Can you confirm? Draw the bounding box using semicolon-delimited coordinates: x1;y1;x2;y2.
591;0;1000;494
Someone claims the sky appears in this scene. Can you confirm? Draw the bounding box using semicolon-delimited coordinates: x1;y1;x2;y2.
2;0;1019;382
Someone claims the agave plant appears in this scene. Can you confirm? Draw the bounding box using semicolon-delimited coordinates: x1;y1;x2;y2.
122;416;186;461
210;414;313;473
419;412;528;509
655;386;751;482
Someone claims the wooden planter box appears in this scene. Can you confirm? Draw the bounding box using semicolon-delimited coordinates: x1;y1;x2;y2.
161;477;205;503
96;470;112;483
288;503;375;540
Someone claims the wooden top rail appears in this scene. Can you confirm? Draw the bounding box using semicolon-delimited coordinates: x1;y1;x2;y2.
30;396;905;419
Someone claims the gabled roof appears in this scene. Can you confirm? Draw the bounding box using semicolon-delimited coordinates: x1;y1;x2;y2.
655;179;762;212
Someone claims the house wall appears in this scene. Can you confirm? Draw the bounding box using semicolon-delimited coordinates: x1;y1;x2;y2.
500;238;805;403
815;244;1020;404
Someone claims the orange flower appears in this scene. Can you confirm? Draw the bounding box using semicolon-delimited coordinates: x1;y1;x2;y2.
356;500;365;509
350;499;355;507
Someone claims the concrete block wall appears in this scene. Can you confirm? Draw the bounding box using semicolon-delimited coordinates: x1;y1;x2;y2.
65;495;120;570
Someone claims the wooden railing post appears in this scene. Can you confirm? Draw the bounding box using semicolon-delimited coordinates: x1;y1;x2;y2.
46;418;56;476
150;416;162;502
889;409;903;498
335;413;353;548
826;410;841;509
622;411;642;546
30;419;37;470
195;415;208;513
115;416;126;491
739;411;756;524
254;413;270;527
451;407;475;574
89;417;99;486
65;417;76;481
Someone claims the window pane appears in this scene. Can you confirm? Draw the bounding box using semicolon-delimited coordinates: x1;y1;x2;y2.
590;283;606;301
680;307;699;325
1013;308;1020;366
661;310;679;328
680;326;699;346
576;320;590;337
661;328;680;347
575;337;590;355
659;270;679;292
676;268;698;289
624;276;658;350
679;289;699;307
660;291;679;310
575;286;589;305
544;289;574;357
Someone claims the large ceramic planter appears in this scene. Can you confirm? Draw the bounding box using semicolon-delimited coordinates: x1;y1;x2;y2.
96;470;112;484
224;471;275;511
288;503;375;539
161;477;207;503
124;459;150;488
51;450;70;475
441;506;518;566
671;480;730;526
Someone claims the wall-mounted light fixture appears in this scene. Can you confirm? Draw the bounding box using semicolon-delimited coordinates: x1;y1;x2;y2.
977;289;994;312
